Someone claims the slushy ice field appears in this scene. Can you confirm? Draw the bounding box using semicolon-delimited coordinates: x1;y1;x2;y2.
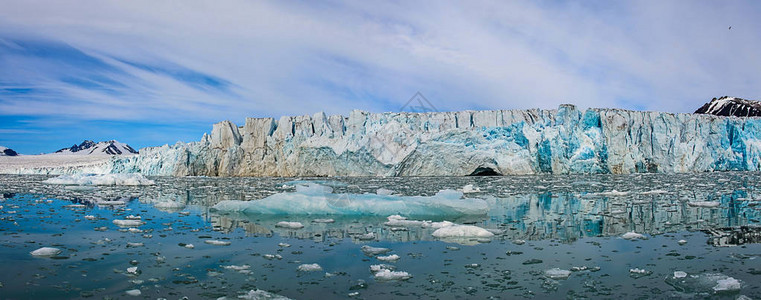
0;173;760;299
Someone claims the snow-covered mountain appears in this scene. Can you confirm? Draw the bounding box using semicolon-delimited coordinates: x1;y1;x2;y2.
55;140;138;155
694;96;761;117
0;146;18;156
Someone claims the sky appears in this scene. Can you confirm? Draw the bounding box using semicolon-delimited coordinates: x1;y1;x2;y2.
1;1;760;154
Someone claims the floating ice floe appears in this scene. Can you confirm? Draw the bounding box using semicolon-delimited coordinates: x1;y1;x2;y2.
126;242;144;247
275;221;304;229
687;201;721;208
43;173;155;186
544;268;572;280
374;269;412;281
621;232;647;240
125;289;141;296
113;219;144;227
153;201;186;209
224;265;251;274
238;289;292;300
369;264;395;273
431;225;494;238
377;254;400;262
205;240;231;246
361;245;391;256
30;247;62;257
126;267;138;275
666;272;742;294
678;239;687;245
383;215;454;229
211;183;488;217
460;184;481;193
96;199;126;206
84;215;96;220
312;218;335;223
297;263;323;272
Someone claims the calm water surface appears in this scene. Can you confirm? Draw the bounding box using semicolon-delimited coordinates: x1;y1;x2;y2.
0;173;760;299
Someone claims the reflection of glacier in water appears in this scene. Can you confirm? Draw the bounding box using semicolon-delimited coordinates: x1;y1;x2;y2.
1;173;761;299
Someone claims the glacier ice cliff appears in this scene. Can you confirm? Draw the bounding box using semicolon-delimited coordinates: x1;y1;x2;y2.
99;105;761;176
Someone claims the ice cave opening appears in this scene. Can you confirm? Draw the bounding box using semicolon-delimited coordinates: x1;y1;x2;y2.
468;167;501;176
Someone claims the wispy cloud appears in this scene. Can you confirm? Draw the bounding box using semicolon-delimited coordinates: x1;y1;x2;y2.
1;0;760;153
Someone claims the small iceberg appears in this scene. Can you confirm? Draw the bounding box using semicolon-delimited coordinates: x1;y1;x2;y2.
621;232;647;240
275;221;304;229
432;225;494;238
297;263;323;272
30;247;62;257
544;268;572;280
113;220;144;227
238;289;293;300
204;240;231;246
377;254;400;262
374;269;412;281
361;245;391;256
43;173;155;186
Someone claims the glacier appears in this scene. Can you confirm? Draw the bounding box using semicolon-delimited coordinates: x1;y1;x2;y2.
9;104;761;176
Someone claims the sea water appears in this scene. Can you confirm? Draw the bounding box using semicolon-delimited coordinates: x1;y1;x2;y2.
0;173;759;299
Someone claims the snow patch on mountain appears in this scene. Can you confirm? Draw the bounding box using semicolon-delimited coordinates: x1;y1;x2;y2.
695;96;761;117
55;140;138;155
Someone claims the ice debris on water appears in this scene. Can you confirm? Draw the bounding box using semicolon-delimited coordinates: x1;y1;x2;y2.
126;242;144;247
113;219;144;227
460;184;480;193
205;240;231;246
361;245;391;256
383;215;454;228
43;173;155;186
678;239;687;245
544;268;572;280
621;232;647;240
237;289;292;300
666;272;742;294
376;254;400;262
126;267;138;275
431;225;494;238
297;263;323;272
275;221;304;229
211;184;488;217
374;269;412;281
312;218;335;223
30;247;61;257
125;289;141;296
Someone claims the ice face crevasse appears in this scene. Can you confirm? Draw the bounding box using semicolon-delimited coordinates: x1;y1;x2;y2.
109;104;761;176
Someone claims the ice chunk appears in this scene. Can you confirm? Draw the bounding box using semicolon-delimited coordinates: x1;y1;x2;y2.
297;263;323;272
113;219;144;227
312;218;335;223
666;272;742;295
126;267;138;275
713;277;741;292
376;188;394;195
126;242;144;247
153;201;186;209
84;215;96;220
361;245;391;256
544;268;572;280
432;225;494;238
30;247;62;257
238;289;292;300
205;240;231;246
377;254;400;262
275;221;304;229
460;184;480;193
383;215;454;228
184;244;194;249
369;264;395;273
44;174;155;186
211;184;488;217
125;289;141;296
687;201;721;208
374;269;412;281
678;240;687;245
621;232;647;240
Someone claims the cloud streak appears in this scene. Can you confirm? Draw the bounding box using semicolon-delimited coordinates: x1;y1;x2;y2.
1;0;760;153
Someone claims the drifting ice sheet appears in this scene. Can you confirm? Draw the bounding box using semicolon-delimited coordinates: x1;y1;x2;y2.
211;183;488;216
43;173;155;186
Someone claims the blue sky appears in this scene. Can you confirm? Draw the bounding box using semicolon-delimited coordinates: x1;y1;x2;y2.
1;1;760;154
